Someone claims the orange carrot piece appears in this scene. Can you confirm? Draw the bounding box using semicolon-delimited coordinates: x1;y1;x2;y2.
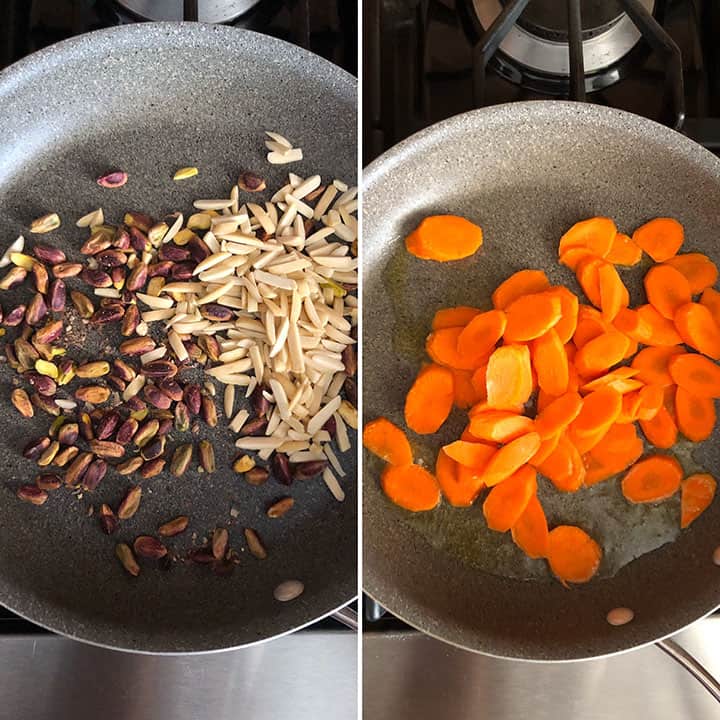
405;215;483;262
598;262;629;322
644;264;692;320
404;364;454;434
674;303;720;360
669;352;720;398
631;345;683;386
547;525;602;584
575;256;604;308
443;440;497;469
363;417;413;466
435;449;480;507
485;344;533;410
468;410;534;443
532;329;569;396
574;331;629;377
570;388;622;439
432;305;481;330
457;309;507;366
492;269;550;310
381;464;441;511
503;292;562;343
534;391;583;439
613;307;654;344
621;455;682;503
635;383;665;420
426;327;482;371
543;287;579;343
605;232;642;266
632;217;684;262
584;423;643;485
481;432;541;487
470;364;488;400
665;253;718;294
681;473;717;529
567;424;612;454
675;386;716;442
700;287;720;322
573;305;610;349
511;495;549;559
581;367;642;394
639;405;678;448
538;434;585;492
483;465;537;532
636;304;683;346
558;216;617;258
559;247;596;271
451;368;484;409
530;432;562;466
617;391;643;424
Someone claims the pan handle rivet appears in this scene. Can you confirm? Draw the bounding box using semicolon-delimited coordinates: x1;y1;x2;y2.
606;607;634;626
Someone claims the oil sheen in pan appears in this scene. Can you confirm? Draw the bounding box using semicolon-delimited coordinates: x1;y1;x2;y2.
377;230;704;582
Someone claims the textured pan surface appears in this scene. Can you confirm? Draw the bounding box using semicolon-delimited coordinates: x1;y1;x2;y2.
363;101;720;661
0;23;357;653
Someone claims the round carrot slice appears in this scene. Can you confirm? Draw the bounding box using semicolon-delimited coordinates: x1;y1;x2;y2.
381;464;441;512
635;384;665;420
665;253;718;294
631;345;683;386
538;434;585;492
674;303;720;360
632;217;684;262
432;305;481;330
511;495;549;558
575;256;604;308
443;440;496;469
621;455;682;504
644;264;691;320
492;269;550;310
598;262;629;322
543;287;579;343
558;216;617;258
504;292;563;342
363;417;413;466
574;331;629;377
481;432;541;487
605;232;642;266
681;473;717;529
457;310;507;367
639;405;678;449
613;307;653;344
571;388;622;438
701;287;720;322
534;391;583;439
532;328;569;396
635;304;683;346
675;386;716;442
404;364;454;434
669;353;720;398
405;215;483;262
451;368;484;409
485;344;533;410
483;465;537;532
468;410;534;443
435;449;485;508
547;525;602;584
560;247;596;271
426;327;482;370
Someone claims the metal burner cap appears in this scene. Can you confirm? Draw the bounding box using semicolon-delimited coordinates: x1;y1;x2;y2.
115;0;261;23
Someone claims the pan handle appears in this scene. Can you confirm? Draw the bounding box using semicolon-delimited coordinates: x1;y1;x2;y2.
656;638;720;703
332;606;359;631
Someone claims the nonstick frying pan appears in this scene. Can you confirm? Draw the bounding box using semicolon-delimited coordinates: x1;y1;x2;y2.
0;22;357;653
363;101;720;661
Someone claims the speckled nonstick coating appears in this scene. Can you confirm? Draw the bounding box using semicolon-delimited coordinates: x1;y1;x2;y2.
0;23;357;653
363;101;720;661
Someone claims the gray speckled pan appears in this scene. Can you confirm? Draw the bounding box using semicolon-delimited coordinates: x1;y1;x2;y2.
363;101;720;661
0;23;356;653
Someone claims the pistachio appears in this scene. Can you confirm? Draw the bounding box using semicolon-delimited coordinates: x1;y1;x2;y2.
0;266;27;290
200;303;234;322
173;166;199;181
322;415;336;436
239;417;268;437
57;422;79;445
201;395;218;427
120;303;140;336
34;319;63;344
76;361;111;379
117;456;143;475
141;436;166;461
82;458;107;491
112;359;136;383
148;260;173;278
173;228;198;246
31;262;49;294
48;415;66;438
158;515;189;537
48;279;66;312
116;543;140;576
142;359;178;380
90;305;123;325
183;384;202;415
75;385;110;404
64;452;94;486
79;413;94;441
30;213;61;234
344;377;357;407
170;443;193;477
157;417;174;437
126;398;148;416
14;338;39;369
198;440;215;473
95;410;121;439
157;379;183;402
197;334;220;362
37;440;60;467
36;473;62;491
139;457;166;478
3;304;26;327
238;172;266;192
188;547;215;564
70;290;94;318
127;228;148;255
17;485;48;505
158;245;190;262
96;171;128;189
134;418;160;448
212;528;229;559
81;268;113;288
143;384;173;410
23;436;51;460
95;249;127;268
31;392;60;416
99;504;118;534
337;400;358;429
111;266;126;290
187;236;211;263
11;388;33;418
251;384;271;417
169;261;195;280
134;535;168;559
27;370;57;395
125;262;148;292
233;454;256;474
115;418;138;445
9;251;35;270
52;262;83;279
117;486;142;520
342;344;357;376
120;336;156;356
170;401;189;432
267;497;294;519
146;222;168;248
146;276;165;297
53;446;79;467
244;528;267;559
292;460;328;480
273;453;293;485
89;439;124;458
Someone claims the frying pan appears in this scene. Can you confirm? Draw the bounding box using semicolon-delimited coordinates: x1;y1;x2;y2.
0;22;357;653
363;101;720;661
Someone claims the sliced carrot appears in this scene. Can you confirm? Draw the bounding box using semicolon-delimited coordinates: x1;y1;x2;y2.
404;364;454;434
492;269;550;310
531;329;569;396
481;432;541;487
681;473;717;528
534;391;583;439
584;423;643;485
457;309;507;366
468;410;534;443
569;388;622;440
485;344;533;410
581;367;642;394
614;307;653;344
639;405;678;448
644;264;692;320
559;247;596;271
631;345;683;386
511;495;549;559
617;391;643;424
363;417;413;466
632;217;684;262
530;432;561;466
483;465;537;532
470;364;488;400
621;454;682;503
635;383;665;420
675;386;716;442
669;352;720;398
503;292;562;343
405;215;483;262
432;305;481;330
543;287;579;343
558;216;617;258
575;256;603;308
567;424;611;454
573;306;609;349
700;287;720;322
605;232;642;266
574;331;629;377
674;303;720;360
435;449;485;507
547;525;602;584
665;253;718;294
443;440;496;469
598;262;629;322
538;434;585;492
451;369;484;409
426;327;482;370
381;464;441;511
636;304;683;346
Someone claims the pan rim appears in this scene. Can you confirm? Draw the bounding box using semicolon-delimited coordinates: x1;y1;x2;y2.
0;20;357;655
362;100;720;661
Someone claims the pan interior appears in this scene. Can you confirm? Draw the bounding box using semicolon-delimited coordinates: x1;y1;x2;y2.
363;101;720;660
0;23;357;653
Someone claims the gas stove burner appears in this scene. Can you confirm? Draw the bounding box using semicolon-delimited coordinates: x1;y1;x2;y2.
114;0;261;23
468;0;656;90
